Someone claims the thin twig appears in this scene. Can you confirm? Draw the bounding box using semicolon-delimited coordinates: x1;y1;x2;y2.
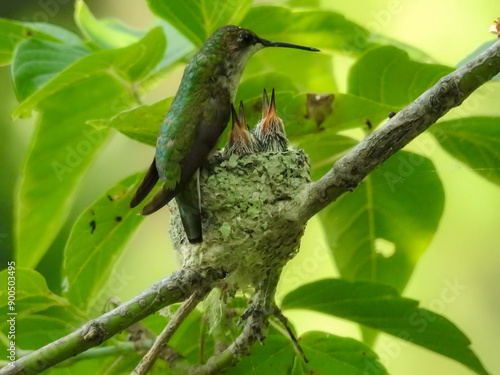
273;309;308;363
132;292;203;375
199;314;208;363
126;318;187;367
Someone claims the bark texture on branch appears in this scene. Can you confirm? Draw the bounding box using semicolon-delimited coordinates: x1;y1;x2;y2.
1;268;225;375
296;39;500;222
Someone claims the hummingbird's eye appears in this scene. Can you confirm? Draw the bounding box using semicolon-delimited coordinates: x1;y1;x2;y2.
240;32;254;44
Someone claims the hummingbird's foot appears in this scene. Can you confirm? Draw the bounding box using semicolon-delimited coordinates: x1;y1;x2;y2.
204;151;226;168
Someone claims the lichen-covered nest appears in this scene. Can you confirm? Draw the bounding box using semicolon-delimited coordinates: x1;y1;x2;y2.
169;149;311;289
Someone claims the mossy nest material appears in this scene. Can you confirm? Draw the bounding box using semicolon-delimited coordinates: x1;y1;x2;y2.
169;149;311;289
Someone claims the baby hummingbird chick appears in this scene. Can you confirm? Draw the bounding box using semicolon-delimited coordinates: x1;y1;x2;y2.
253;89;288;152
224;101;259;157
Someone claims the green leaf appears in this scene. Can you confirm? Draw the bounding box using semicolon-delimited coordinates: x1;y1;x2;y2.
282;279;490;375
169;309;210;363
297;133;358;180
294;332;388;375
75;0;143;49
27;22;84;46
45;358;126;375
141;313;170;336
12;39;90;101
147;0;254;46
16;306;85;350
63;174;146;313
348;46;453;107
15;28;166;268
244;47;336;92
15;80;126;268
89;98;173;146
368;33;438;64
13;27;166;118
317;93;394;132
236;72;299;102
319;151;444;292
0;269;86;349
0;18;58;66
0;18;84;67
227;329;295;375
241;7;372;54
289;0;320;7
0;268;61;312
146;20;194;81
430;117;500;186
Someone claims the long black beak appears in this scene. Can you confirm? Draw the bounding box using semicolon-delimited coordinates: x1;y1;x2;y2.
258;37;320;52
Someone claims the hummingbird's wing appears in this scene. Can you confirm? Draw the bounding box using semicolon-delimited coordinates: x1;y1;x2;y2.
141;93;230;217
130;158;159;208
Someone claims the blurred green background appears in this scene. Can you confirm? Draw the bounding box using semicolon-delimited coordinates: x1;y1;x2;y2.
0;0;499;374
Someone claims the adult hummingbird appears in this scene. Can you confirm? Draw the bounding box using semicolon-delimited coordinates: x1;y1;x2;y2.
130;25;319;243
253;88;288;152
224;101;259;157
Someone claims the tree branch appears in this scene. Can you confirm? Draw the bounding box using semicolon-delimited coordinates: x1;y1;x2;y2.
0;268;224;375
296;39;500;222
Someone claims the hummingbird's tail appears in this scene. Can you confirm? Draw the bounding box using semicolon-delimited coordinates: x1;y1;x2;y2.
141;178;202;243
133;158;203;243
175;184;203;243
130;158;159;208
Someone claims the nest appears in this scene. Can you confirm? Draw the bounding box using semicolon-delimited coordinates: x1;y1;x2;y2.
169;149;311;290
